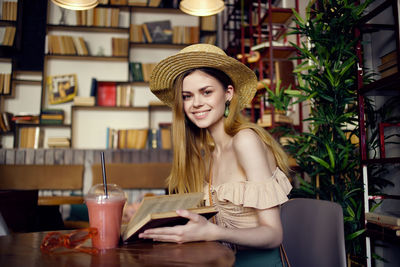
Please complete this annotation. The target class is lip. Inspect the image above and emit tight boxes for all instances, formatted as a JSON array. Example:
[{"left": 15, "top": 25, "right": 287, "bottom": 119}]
[{"left": 192, "top": 110, "right": 210, "bottom": 119}]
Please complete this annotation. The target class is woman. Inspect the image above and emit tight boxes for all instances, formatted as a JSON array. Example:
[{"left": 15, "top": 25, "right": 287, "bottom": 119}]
[{"left": 140, "top": 44, "right": 292, "bottom": 266}]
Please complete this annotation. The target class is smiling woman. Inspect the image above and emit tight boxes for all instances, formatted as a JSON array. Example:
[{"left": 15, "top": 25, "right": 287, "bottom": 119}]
[{"left": 142, "top": 44, "right": 292, "bottom": 266}]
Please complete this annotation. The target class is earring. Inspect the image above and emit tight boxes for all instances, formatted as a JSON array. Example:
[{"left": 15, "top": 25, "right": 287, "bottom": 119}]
[{"left": 224, "top": 100, "right": 230, "bottom": 117}]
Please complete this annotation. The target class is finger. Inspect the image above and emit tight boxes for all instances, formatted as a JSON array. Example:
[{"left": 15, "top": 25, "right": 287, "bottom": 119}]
[{"left": 176, "top": 209, "right": 201, "bottom": 223}]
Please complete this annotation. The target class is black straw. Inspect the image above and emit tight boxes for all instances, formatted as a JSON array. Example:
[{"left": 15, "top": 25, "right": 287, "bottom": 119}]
[{"left": 101, "top": 152, "right": 108, "bottom": 198}]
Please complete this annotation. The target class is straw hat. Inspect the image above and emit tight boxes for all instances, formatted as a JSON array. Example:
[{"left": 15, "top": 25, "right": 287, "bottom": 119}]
[{"left": 149, "top": 44, "right": 257, "bottom": 110}]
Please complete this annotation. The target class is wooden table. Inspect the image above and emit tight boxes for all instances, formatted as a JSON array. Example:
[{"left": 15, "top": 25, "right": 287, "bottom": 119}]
[{"left": 0, "top": 231, "right": 235, "bottom": 266}]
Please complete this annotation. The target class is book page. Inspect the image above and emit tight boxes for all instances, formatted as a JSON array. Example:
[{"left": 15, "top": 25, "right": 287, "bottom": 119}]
[{"left": 126, "top": 192, "right": 204, "bottom": 230}]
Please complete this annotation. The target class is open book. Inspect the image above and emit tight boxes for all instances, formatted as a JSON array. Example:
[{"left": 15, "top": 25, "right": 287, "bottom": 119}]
[{"left": 121, "top": 192, "right": 217, "bottom": 243}]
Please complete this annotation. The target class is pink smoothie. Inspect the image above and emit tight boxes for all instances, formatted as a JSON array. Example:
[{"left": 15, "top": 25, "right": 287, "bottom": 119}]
[{"left": 86, "top": 197, "right": 126, "bottom": 250}]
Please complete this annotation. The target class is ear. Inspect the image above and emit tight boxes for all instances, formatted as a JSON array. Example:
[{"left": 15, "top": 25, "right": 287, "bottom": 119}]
[{"left": 225, "top": 85, "right": 234, "bottom": 102}]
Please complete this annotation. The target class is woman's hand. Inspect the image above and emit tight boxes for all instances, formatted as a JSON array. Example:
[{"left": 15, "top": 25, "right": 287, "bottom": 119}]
[{"left": 138, "top": 209, "right": 217, "bottom": 243}]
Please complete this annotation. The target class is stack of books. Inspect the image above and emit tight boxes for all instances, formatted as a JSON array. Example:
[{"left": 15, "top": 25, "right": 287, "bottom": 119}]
[
  {"left": 47, "top": 137, "right": 70, "bottom": 148},
  {"left": 378, "top": 50, "right": 397, "bottom": 78},
  {"left": 106, "top": 128, "right": 149, "bottom": 149},
  {"left": 111, "top": 38, "right": 128, "bottom": 57},
  {"left": 0, "top": 73, "right": 11, "bottom": 94},
  {"left": 40, "top": 109, "right": 64, "bottom": 125},
  {"left": 75, "top": 7, "right": 120, "bottom": 27},
  {"left": 47, "top": 35, "right": 89, "bottom": 56},
  {"left": 12, "top": 114, "right": 40, "bottom": 124},
  {"left": 257, "top": 112, "right": 293, "bottom": 127},
  {"left": 73, "top": 96, "right": 95, "bottom": 106},
  {"left": 129, "top": 62, "right": 157, "bottom": 82},
  {"left": 1, "top": 1, "right": 18, "bottom": 21}
]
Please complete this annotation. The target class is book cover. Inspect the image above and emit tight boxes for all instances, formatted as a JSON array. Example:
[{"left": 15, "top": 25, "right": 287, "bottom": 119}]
[
  {"left": 122, "top": 193, "right": 217, "bottom": 243},
  {"left": 47, "top": 74, "right": 78, "bottom": 105},
  {"left": 129, "top": 62, "right": 144, "bottom": 82},
  {"left": 97, "top": 81, "right": 117, "bottom": 106},
  {"left": 144, "top": 20, "right": 173, "bottom": 44}
]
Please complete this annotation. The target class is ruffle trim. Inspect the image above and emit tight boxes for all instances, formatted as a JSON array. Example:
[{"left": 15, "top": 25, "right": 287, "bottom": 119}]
[{"left": 209, "top": 168, "right": 292, "bottom": 209}]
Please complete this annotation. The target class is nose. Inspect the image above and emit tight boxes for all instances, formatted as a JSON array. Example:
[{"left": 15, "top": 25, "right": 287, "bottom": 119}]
[{"left": 192, "top": 94, "right": 203, "bottom": 107}]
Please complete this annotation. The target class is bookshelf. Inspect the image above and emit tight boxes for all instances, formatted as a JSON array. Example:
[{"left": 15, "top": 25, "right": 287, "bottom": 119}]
[
  {"left": 356, "top": 0, "right": 400, "bottom": 266},
  {"left": 1, "top": 0, "right": 217, "bottom": 149}
]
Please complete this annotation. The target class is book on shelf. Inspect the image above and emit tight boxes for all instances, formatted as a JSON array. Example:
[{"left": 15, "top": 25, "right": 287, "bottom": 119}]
[
  {"left": 130, "top": 24, "right": 144, "bottom": 43},
  {"left": 128, "top": 0, "right": 148, "bottom": 7},
  {"left": 122, "top": 192, "right": 218, "bottom": 242},
  {"left": 19, "top": 127, "right": 44, "bottom": 149},
  {"left": 0, "top": 73, "right": 11, "bottom": 94},
  {"left": 201, "top": 16, "right": 217, "bottom": 31},
  {"left": 148, "top": 0, "right": 162, "bottom": 7},
  {"left": 12, "top": 114, "right": 40, "bottom": 124},
  {"left": 142, "top": 63, "right": 157, "bottom": 82},
  {"left": 0, "top": 26, "right": 16, "bottom": 46},
  {"left": 129, "top": 62, "right": 144, "bottom": 82},
  {"left": 144, "top": 20, "right": 173, "bottom": 44},
  {"left": 111, "top": 38, "right": 128, "bottom": 57},
  {"left": 73, "top": 96, "right": 96, "bottom": 106},
  {"left": 159, "top": 123, "right": 172, "bottom": 150},
  {"left": 1, "top": 1, "right": 18, "bottom": 21},
  {"left": 172, "top": 26, "right": 199, "bottom": 44},
  {"left": 47, "top": 137, "right": 71, "bottom": 148},
  {"left": 106, "top": 128, "right": 149, "bottom": 149},
  {"left": 76, "top": 7, "right": 120, "bottom": 27},
  {"left": 365, "top": 211, "right": 400, "bottom": 226},
  {"left": 116, "top": 84, "right": 134, "bottom": 107},
  {"left": 40, "top": 109, "right": 65, "bottom": 125},
  {"left": 142, "top": 24, "right": 153, "bottom": 43},
  {"left": 0, "top": 112, "right": 13, "bottom": 132},
  {"left": 97, "top": 81, "right": 117, "bottom": 106}
]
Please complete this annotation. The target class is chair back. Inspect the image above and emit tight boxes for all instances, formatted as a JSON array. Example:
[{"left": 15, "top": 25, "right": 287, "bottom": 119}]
[
  {"left": 281, "top": 198, "right": 347, "bottom": 267},
  {"left": 0, "top": 165, "right": 84, "bottom": 190},
  {"left": 91, "top": 162, "right": 171, "bottom": 189}
]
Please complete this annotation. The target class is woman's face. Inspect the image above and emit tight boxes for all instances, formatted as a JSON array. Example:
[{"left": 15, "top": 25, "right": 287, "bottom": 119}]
[{"left": 182, "top": 70, "right": 233, "bottom": 129}]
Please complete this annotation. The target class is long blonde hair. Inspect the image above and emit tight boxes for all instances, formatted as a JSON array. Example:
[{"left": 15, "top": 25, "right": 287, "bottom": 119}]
[{"left": 167, "top": 68, "right": 289, "bottom": 194}]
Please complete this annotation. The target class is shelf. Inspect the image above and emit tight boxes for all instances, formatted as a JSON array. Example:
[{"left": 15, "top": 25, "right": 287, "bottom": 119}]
[
  {"left": 128, "top": 7, "right": 183, "bottom": 14},
  {"left": 12, "top": 79, "right": 42, "bottom": 86},
  {"left": 71, "top": 105, "right": 149, "bottom": 111},
  {"left": 0, "top": 20, "right": 16, "bottom": 26},
  {"left": 47, "top": 24, "right": 130, "bottom": 33},
  {"left": 45, "top": 54, "right": 128, "bottom": 62},
  {"left": 130, "top": 42, "right": 192, "bottom": 49},
  {"left": 366, "top": 222, "right": 400, "bottom": 243},
  {"left": 15, "top": 123, "right": 71, "bottom": 128},
  {"left": 359, "top": 72, "right": 400, "bottom": 96},
  {"left": 361, "top": 157, "right": 400, "bottom": 164},
  {"left": 260, "top": 8, "right": 294, "bottom": 25}
]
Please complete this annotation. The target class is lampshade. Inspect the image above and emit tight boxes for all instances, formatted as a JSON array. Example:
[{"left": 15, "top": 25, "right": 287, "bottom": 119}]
[
  {"left": 179, "top": 0, "right": 225, "bottom": 16},
  {"left": 51, "top": 0, "right": 98, "bottom": 10}
]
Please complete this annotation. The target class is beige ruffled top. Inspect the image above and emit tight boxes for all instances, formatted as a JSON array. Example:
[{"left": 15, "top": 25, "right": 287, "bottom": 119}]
[{"left": 204, "top": 167, "right": 292, "bottom": 229}]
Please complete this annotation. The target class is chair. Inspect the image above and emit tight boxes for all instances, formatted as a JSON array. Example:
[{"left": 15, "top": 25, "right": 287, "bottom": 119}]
[
  {"left": 91, "top": 162, "right": 171, "bottom": 190},
  {"left": 280, "top": 198, "right": 347, "bottom": 267},
  {"left": 0, "top": 164, "right": 85, "bottom": 231}
]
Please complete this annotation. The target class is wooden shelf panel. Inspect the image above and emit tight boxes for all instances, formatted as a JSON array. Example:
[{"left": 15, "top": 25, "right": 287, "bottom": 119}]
[
  {"left": 261, "top": 8, "right": 294, "bottom": 25},
  {"left": 47, "top": 24, "right": 130, "bottom": 33},
  {"left": 361, "top": 157, "right": 400, "bottom": 164},
  {"left": 360, "top": 72, "right": 400, "bottom": 96},
  {"left": 15, "top": 123, "right": 71, "bottom": 128},
  {"left": 128, "top": 7, "right": 183, "bottom": 14},
  {"left": 130, "top": 42, "right": 192, "bottom": 49},
  {"left": 45, "top": 54, "right": 128, "bottom": 62},
  {"left": 12, "top": 79, "right": 42, "bottom": 86},
  {"left": 72, "top": 105, "right": 148, "bottom": 111}
]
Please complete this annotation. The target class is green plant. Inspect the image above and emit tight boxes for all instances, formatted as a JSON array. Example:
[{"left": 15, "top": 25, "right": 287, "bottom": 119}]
[
  {"left": 263, "top": 80, "right": 293, "bottom": 112},
  {"left": 285, "top": 0, "right": 374, "bottom": 261}
]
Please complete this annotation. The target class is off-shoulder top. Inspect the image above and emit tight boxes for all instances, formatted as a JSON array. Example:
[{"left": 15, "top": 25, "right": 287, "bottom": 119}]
[{"left": 203, "top": 167, "right": 292, "bottom": 229}]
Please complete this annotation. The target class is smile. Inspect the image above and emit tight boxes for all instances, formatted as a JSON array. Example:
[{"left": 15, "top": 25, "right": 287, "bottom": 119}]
[{"left": 192, "top": 110, "right": 210, "bottom": 118}]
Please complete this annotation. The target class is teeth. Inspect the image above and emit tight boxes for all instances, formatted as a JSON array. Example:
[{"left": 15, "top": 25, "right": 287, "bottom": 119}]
[{"left": 195, "top": 111, "right": 207, "bottom": 116}]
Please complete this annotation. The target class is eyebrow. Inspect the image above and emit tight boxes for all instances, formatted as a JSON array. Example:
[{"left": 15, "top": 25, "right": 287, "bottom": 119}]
[{"left": 182, "top": 86, "right": 212, "bottom": 94}]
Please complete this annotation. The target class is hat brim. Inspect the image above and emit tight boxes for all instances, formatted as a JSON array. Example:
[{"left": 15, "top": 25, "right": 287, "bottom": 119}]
[{"left": 150, "top": 51, "right": 257, "bottom": 110}]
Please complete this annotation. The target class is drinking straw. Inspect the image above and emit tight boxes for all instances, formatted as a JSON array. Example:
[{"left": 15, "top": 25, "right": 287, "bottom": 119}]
[{"left": 101, "top": 151, "right": 108, "bottom": 198}]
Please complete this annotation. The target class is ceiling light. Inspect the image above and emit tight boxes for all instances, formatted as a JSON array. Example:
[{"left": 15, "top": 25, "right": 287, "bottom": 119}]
[
  {"left": 179, "top": 0, "right": 225, "bottom": 16},
  {"left": 51, "top": 0, "right": 98, "bottom": 10}
]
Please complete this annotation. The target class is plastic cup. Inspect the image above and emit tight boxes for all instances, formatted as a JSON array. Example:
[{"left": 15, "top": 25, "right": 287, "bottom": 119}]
[{"left": 85, "top": 184, "right": 126, "bottom": 250}]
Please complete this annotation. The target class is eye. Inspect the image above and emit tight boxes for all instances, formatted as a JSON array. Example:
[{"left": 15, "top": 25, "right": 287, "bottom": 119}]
[
  {"left": 182, "top": 94, "right": 192, "bottom": 100},
  {"left": 204, "top": 90, "right": 213, "bottom": 96}
]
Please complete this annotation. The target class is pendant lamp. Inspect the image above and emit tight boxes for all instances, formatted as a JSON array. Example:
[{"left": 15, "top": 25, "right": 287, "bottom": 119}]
[
  {"left": 179, "top": 0, "right": 225, "bottom": 16},
  {"left": 51, "top": 0, "right": 98, "bottom": 10}
]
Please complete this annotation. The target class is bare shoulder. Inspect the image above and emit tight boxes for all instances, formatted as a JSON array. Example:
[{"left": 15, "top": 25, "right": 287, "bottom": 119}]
[{"left": 232, "top": 129, "right": 264, "bottom": 153}]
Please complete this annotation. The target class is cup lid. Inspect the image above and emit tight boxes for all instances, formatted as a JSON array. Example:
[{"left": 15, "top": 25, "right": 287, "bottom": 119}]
[{"left": 85, "top": 184, "right": 126, "bottom": 202}]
